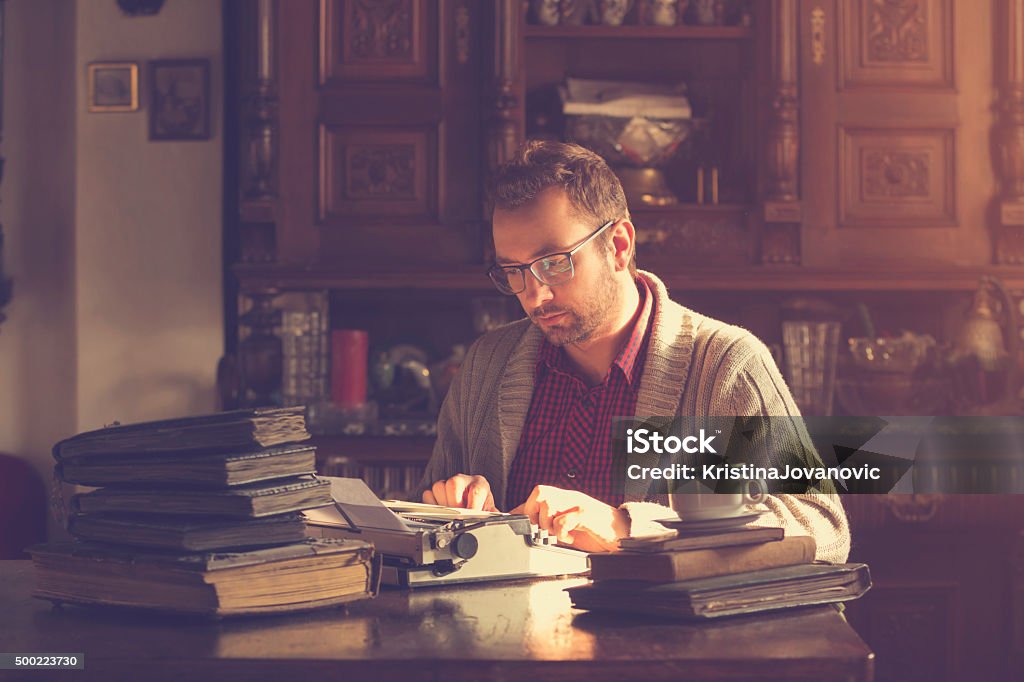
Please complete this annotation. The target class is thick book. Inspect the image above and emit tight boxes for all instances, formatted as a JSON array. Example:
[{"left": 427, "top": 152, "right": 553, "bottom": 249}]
[
  {"left": 30, "top": 539, "right": 381, "bottom": 617},
  {"left": 56, "top": 444, "right": 317, "bottom": 487},
  {"left": 567, "top": 563, "right": 872, "bottom": 620},
  {"left": 70, "top": 476, "right": 332, "bottom": 518},
  {"left": 589, "top": 535, "right": 817, "bottom": 583},
  {"left": 67, "top": 513, "right": 309, "bottom": 552},
  {"left": 52, "top": 407, "right": 310, "bottom": 461},
  {"left": 618, "top": 526, "right": 785, "bottom": 553}
]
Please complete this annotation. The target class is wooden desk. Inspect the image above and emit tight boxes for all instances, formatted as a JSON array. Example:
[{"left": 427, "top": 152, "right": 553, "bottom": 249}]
[{"left": 0, "top": 560, "right": 873, "bottom": 681}]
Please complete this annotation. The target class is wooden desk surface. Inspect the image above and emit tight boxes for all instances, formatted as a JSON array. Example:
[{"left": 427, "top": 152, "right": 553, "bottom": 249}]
[{"left": 0, "top": 560, "right": 873, "bottom": 682}]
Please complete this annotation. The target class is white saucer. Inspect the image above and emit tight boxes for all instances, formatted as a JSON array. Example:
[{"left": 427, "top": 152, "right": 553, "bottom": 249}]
[{"left": 656, "top": 510, "right": 767, "bottom": 533}]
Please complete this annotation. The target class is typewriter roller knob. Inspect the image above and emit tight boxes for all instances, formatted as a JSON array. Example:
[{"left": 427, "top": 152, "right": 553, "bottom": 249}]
[{"left": 451, "top": 532, "right": 479, "bottom": 559}]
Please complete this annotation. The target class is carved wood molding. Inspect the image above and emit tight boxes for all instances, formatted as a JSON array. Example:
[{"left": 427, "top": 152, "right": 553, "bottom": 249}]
[
  {"left": 485, "top": 0, "right": 522, "bottom": 184},
  {"left": 761, "top": 223, "right": 801, "bottom": 265},
  {"left": 480, "top": 0, "right": 523, "bottom": 260},
  {"left": 998, "top": 0, "right": 1024, "bottom": 263},
  {"left": 763, "top": 0, "right": 800, "bottom": 264},
  {"left": 242, "top": 0, "right": 279, "bottom": 204},
  {"left": 766, "top": 0, "right": 799, "bottom": 203}
]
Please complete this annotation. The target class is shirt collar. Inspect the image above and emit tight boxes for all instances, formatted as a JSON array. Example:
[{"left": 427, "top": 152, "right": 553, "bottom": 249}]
[{"left": 535, "top": 277, "right": 654, "bottom": 388}]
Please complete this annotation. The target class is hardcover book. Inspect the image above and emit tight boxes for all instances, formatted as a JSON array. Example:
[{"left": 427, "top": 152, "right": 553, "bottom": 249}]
[
  {"left": 67, "top": 512, "right": 309, "bottom": 552},
  {"left": 56, "top": 444, "right": 317, "bottom": 487},
  {"left": 30, "top": 538, "right": 381, "bottom": 617},
  {"left": 53, "top": 407, "right": 310, "bottom": 461},
  {"left": 589, "top": 535, "right": 817, "bottom": 583},
  {"left": 567, "top": 563, "right": 872, "bottom": 620},
  {"left": 70, "top": 476, "right": 332, "bottom": 518},
  {"left": 618, "top": 526, "right": 785, "bottom": 553}
]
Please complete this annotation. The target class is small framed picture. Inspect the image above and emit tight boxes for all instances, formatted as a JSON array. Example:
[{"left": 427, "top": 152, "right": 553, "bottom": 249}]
[
  {"left": 148, "top": 59, "right": 211, "bottom": 141},
  {"left": 87, "top": 62, "right": 139, "bottom": 112}
]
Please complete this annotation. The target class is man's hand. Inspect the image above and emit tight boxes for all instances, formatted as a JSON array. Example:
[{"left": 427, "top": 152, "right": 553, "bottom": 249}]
[
  {"left": 510, "top": 485, "right": 629, "bottom": 553},
  {"left": 422, "top": 474, "right": 497, "bottom": 511}
]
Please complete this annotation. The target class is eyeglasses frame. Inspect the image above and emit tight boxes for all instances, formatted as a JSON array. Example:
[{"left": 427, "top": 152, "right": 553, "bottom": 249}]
[{"left": 486, "top": 218, "right": 618, "bottom": 295}]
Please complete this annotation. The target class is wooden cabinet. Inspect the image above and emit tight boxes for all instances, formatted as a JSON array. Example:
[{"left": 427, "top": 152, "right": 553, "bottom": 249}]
[
  {"left": 796, "top": 0, "right": 1024, "bottom": 269},
  {"left": 229, "top": 0, "right": 1024, "bottom": 291},
  {"left": 231, "top": 0, "right": 805, "bottom": 278},
  {"left": 273, "top": 0, "right": 484, "bottom": 268},
  {"left": 799, "top": 0, "right": 992, "bottom": 268},
  {"left": 519, "top": 12, "right": 770, "bottom": 268},
  {"left": 223, "top": 0, "right": 1024, "bottom": 413}
]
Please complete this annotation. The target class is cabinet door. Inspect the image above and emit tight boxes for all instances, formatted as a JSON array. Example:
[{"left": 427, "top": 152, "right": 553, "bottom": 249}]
[
  {"left": 799, "top": 0, "right": 995, "bottom": 268},
  {"left": 278, "top": 0, "right": 483, "bottom": 267}
]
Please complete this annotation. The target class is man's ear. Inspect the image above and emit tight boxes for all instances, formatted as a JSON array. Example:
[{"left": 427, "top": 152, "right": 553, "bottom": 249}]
[{"left": 610, "top": 220, "right": 635, "bottom": 273}]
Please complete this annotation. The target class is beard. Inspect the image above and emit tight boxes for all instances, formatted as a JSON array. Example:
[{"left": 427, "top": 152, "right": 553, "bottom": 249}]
[{"left": 529, "top": 262, "right": 621, "bottom": 347}]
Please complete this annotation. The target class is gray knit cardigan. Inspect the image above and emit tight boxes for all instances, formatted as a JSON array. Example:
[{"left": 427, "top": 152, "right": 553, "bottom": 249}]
[{"left": 418, "top": 271, "right": 851, "bottom": 563}]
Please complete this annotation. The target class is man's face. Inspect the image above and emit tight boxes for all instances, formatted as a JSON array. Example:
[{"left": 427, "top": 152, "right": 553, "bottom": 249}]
[{"left": 492, "top": 188, "right": 619, "bottom": 346}]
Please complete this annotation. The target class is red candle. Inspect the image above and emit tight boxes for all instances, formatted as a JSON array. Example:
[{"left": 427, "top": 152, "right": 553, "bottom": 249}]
[{"left": 331, "top": 330, "right": 368, "bottom": 408}]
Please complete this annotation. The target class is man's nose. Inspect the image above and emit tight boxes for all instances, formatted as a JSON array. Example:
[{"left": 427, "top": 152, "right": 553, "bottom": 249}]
[{"left": 518, "top": 272, "right": 553, "bottom": 312}]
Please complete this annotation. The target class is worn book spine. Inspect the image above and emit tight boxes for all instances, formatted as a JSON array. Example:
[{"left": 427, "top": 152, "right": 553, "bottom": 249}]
[
  {"left": 52, "top": 407, "right": 310, "bottom": 460},
  {"left": 589, "top": 535, "right": 817, "bottom": 583}
]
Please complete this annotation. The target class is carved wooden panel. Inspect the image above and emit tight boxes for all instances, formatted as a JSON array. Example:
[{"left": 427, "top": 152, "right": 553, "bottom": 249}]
[
  {"left": 633, "top": 210, "right": 752, "bottom": 267},
  {"left": 320, "top": 0, "right": 434, "bottom": 83},
  {"left": 838, "top": 127, "right": 956, "bottom": 227},
  {"left": 859, "top": 584, "right": 959, "bottom": 682},
  {"left": 840, "top": 0, "right": 954, "bottom": 90},
  {"left": 319, "top": 127, "right": 432, "bottom": 220}
]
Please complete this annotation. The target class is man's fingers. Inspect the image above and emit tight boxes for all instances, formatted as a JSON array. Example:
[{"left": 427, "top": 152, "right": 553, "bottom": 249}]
[
  {"left": 518, "top": 485, "right": 543, "bottom": 524},
  {"left": 431, "top": 480, "right": 449, "bottom": 507},
  {"left": 422, "top": 489, "right": 438, "bottom": 505},
  {"left": 465, "top": 476, "right": 491, "bottom": 510},
  {"left": 445, "top": 475, "right": 473, "bottom": 508},
  {"left": 551, "top": 508, "right": 582, "bottom": 544},
  {"left": 483, "top": 492, "right": 497, "bottom": 513},
  {"left": 538, "top": 500, "right": 553, "bottom": 532}
]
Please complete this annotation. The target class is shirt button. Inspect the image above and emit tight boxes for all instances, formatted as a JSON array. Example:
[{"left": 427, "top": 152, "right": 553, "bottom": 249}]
[{"left": 566, "top": 469, "right": 577, "bottom": 479}]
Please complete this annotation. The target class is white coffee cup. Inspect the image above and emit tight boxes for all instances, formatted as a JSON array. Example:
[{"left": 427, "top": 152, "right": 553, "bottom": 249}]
[{"left": 669, "top": 480, "right": 767, "bottom": 520}]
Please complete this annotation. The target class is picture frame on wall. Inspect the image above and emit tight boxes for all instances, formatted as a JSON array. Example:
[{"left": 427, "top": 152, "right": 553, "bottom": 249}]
[
  {"left": 148, "top": 58, "right": 210, "bottom": 141},
  {"left": 87, "top": 62, "right": 139, "bottom": 112}
]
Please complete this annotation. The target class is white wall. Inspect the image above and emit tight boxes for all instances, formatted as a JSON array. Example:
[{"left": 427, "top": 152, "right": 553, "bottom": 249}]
[
  {"left": 0, "top": 0, "right": 78, "bottom": 541},
  {"left": 0, "top": 0, "right": 224, "bottom": 542},
  {"left": 75, "top": 0, "right": 224, "bottom": 430}
]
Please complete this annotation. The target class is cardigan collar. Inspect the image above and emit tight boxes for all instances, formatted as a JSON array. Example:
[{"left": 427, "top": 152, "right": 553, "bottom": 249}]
[{"left": 496, "top": 270, "right": 696, "bottom": 504}]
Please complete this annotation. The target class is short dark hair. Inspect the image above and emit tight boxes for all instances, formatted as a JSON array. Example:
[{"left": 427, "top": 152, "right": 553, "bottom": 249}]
[{"left": 490, "top": 140, "right": 636, "bottom": 276}]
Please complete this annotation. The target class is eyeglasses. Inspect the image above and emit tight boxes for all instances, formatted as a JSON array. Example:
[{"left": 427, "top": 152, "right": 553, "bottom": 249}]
[{"left": 487, "top": 219, "right": 617, "bottom": 296}]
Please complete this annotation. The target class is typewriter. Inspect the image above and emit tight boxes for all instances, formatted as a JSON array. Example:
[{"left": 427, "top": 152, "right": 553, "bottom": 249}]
[{"left": 304, "top": 477, "right": 590, "bottom": 588}]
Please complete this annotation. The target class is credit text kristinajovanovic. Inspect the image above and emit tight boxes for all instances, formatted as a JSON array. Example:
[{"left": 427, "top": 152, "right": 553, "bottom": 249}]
[{"left": 623, "top": 427, "right": 882, "bottom": 484}]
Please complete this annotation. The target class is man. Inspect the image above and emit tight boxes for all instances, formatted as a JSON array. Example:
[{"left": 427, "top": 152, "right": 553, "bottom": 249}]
[{"left": 420, "top": 140, "right": 850, "bottom": 562}]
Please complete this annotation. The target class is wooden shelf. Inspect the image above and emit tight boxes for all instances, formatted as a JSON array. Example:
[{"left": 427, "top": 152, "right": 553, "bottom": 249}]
[
  {"left": 632, "top": 203, "right": 749, "bottom": 214},
  {"left": 312, "top": 435, "right": 434, "bottom": 464},
  {"left": 661, "top": 267, "right": 1024, "bottom": 292},
  {"left": 523, "top": 25, "right": 754, "bottom": 40},
  {"left": 235, "top": 264, "right": 495, "bottom": 292},
  {"left": 234, "top": 263, "right": 1024, "bottom": 293}
]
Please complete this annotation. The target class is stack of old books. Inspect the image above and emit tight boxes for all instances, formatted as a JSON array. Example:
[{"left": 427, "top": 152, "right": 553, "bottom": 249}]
[
  {"left": 32, "top": 407, "right": 379, "bottom": 617},
  {"left": 568, "top": 523, "right": 871, "bottom": 620}
]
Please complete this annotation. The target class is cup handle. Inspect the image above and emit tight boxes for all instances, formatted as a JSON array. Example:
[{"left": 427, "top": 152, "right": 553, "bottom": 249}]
[{"left": 741, "top": 479, "right": 767, "bottom": 504}]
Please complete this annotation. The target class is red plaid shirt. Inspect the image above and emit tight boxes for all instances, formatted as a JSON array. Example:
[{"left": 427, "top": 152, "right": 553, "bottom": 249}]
[{"left": 506, "top": 278, "right": 654, "bottom": 509}]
